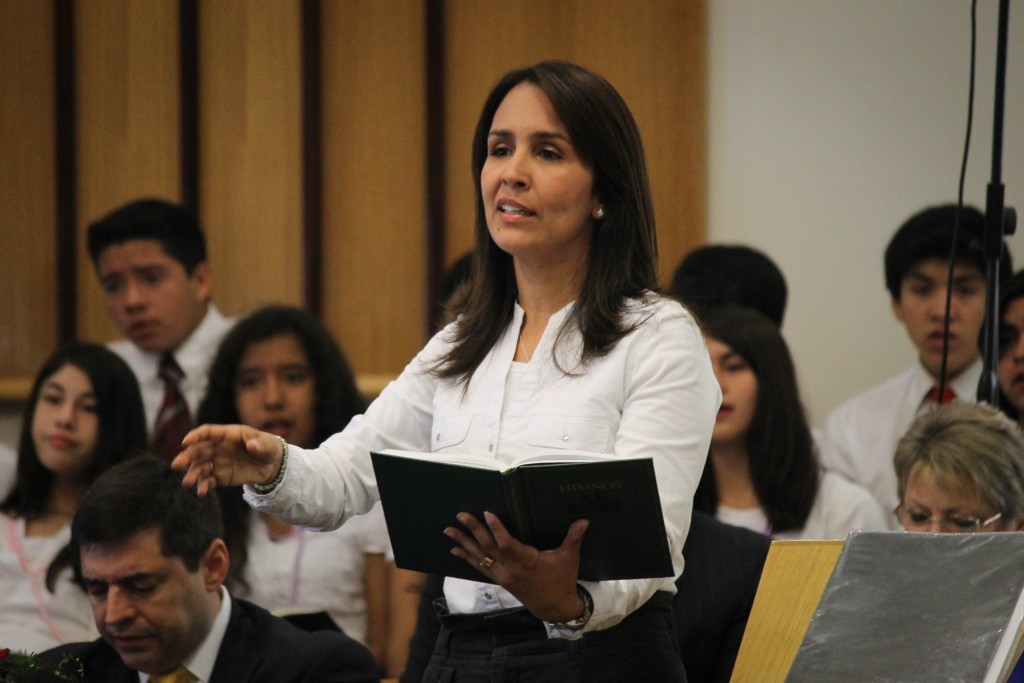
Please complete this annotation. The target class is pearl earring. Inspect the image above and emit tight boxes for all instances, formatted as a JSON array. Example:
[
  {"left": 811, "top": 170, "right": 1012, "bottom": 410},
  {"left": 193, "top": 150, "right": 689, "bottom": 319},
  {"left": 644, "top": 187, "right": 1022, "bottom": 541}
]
[{"left": 595, "top": 207, "right": 605, "bottom": 220}]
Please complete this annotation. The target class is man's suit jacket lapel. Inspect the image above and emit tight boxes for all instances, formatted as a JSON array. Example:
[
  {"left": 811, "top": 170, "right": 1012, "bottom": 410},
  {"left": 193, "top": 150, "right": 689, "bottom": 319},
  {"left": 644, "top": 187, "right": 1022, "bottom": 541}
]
[{"left": 209, "top": 600, "right": 261, "bottom": 682}]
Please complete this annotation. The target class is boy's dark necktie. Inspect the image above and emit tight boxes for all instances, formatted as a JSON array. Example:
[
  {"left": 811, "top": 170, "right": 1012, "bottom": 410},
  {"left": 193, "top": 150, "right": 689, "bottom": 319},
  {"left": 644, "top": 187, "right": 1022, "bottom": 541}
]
[{"left": 152, "top": 353, "right": 192, "bottom": 461}]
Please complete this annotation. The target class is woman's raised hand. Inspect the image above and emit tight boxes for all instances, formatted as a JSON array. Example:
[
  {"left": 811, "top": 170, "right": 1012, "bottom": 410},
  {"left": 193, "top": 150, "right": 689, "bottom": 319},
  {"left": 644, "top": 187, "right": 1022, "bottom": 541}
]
[{"left": 172, "top": 424, "right": 285, "bottom": 496}]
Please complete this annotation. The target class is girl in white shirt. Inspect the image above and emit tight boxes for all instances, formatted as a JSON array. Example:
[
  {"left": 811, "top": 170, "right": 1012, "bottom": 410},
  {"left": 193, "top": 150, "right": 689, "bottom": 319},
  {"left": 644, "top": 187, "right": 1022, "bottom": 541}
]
[
  {"left": 0, "top": 342, "right": 147, "bottom": 652},
  {"left": 696, "top": 305, "right": 888, "bottom": 539},
  {"left": 196, "top": 305, "right": 390, "bottom": 667}
]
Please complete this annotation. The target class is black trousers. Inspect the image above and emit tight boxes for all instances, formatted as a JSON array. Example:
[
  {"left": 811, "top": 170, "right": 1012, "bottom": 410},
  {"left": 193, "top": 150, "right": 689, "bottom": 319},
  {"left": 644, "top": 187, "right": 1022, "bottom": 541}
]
[{"left": 421, "top": 591, "right": 686, "bottom": 683}]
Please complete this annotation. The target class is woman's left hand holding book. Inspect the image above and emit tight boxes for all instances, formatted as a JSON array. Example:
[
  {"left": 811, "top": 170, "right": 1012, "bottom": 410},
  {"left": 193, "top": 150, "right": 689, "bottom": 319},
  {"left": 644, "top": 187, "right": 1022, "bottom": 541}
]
[{"left": 445, "top": 510, "right": 590, "bottom": 623}]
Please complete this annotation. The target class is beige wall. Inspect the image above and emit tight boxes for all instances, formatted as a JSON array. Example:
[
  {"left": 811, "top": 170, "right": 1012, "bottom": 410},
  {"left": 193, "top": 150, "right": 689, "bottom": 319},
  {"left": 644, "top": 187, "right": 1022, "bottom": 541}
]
[{"left": 708, "top": 1, "right": 1024, "bottom": 426}]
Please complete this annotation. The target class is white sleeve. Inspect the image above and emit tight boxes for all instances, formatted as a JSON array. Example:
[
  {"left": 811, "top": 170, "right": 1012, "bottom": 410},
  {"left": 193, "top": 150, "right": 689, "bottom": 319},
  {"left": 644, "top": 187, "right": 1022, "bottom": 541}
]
[
  {"left": 244, "top": 329, "right": 452, "bottom": 529},
  {"left": 564, "top": 308, "right": 720, "bottom": 635}
]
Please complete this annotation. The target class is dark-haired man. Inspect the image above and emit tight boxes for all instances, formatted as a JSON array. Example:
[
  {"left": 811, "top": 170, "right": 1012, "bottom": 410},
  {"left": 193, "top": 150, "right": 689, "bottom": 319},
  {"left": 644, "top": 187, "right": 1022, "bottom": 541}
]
[
  {"left": 821, "top": 204, "right": 1011, "bottom": 521},
  {"left": 88, "top": 199, "right": 233, "bottom": 460},
  {"left": 37, "top": 456, "right": 379, "bottom": 682}
]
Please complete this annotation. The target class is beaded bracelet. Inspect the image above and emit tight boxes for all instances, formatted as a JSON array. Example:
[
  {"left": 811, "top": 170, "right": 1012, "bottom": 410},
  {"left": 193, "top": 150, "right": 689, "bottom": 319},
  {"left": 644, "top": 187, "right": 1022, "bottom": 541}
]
[{"left": 251, "top": 436, "right": 288, "bottom": 494}]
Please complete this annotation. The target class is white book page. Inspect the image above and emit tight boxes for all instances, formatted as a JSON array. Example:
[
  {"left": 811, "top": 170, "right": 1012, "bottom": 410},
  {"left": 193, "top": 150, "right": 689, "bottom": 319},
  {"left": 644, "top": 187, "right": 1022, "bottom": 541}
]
[
  {"left": 375, "top": 449, "right": 504, "bottom": 470},
  {"left": 985, "top": 584, "right": 1024, "bottom": 683},
  {"left": 375, "top": 448, "right": 648, "bottom": 473}
]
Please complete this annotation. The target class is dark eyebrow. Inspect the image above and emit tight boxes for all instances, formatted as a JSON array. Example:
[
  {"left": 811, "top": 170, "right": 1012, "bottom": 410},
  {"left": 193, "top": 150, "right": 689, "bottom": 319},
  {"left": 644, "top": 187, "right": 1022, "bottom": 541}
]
[
  {"left": 281, "top": 362, "right": 311, "bottom": 372},
  {"left": 86, "top": 571, "right": 158, "bottom": 587},
  {"left": 951, "top": 272, "right": 984, "bottom": 284},
  {"left": 41, "top": 379, "right": 95, "bottom": 401},
  {"left": 906, "top": 501, "right": 976, "bottom": 516},
  {"left": 99, "top": 272, "right": 124, "bottom": 285},
  {"left": 905, "top": 270, "right": 938, "bottom": 284},
  {"left": 81, "top": 578, "right": 106, "bottom": 591},
  {"left": 488, "top": 129, "right": 570, "bottom": 143},
  {"left": 905, "top": 269, "right": 983, "bottom": 287},
  {"left": 238, "top": 362, "right": 309, "bottom": 377}
]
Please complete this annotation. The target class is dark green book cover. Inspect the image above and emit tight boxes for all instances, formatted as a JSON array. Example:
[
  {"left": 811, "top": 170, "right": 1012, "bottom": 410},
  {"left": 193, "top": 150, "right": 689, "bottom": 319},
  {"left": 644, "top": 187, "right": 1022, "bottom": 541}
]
[{"left": 370, "top": 449, "right": 674, "bottom": 584}]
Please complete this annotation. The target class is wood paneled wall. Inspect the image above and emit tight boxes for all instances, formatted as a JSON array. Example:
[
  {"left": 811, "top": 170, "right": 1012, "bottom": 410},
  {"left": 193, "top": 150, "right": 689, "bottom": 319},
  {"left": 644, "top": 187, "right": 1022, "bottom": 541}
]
[
  {"left": 1, "top": 1, "right": 58, "bottom": 396},
  {"left": 200, "top": 0, "right": 305, "bottom": 316},
  {"left": 320, "top": 0, "right": 429, "bottom": 373},
  {"left": 74, "top": 0, "right": 183, "bottom": 346},
  {"left": 0, "top": 0, "right": 706, "bottom": 398}
]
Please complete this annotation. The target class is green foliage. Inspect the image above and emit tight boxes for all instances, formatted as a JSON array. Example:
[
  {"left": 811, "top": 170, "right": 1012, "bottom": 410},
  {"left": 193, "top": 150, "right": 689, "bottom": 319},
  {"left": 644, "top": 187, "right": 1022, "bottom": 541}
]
[{"left": 0, "top": 648, "right": 84, "bottom": 683}]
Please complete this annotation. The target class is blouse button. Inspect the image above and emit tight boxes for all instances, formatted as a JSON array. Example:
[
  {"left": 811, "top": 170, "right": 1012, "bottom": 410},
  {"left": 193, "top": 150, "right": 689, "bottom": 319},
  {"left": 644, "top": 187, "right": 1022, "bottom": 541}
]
[
  {"left": 487, "top": 443, "right": 494, "bottom": 452},
  {"left": 561, "top": 431, "right": 569, "bottom": 441}
]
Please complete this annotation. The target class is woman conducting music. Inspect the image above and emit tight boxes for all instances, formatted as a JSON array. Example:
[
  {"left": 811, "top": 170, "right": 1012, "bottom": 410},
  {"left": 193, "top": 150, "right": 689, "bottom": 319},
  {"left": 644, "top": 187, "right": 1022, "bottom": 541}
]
[{"left": 176, "top": 60, "right": 718, "bottom": 682}]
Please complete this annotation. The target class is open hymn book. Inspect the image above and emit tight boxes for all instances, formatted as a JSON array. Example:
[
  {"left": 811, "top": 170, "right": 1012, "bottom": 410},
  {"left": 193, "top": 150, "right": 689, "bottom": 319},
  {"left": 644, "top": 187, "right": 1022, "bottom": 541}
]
[{"left": 370, "top": 449, "right": 674, "bottom": 584}]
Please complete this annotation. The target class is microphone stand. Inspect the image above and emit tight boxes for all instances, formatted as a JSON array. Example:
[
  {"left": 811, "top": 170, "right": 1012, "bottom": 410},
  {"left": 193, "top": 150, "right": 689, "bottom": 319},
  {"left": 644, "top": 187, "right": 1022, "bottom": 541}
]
[{"left": 977, "top": 0, "right": 1018, "bottom": 405}]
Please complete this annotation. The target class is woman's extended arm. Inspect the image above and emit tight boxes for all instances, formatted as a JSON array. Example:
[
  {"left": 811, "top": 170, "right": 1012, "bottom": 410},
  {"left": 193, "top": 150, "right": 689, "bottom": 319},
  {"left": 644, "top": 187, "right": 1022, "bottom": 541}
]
[{"left": 177, "top": 329, "right": 450, "bottom": 527}]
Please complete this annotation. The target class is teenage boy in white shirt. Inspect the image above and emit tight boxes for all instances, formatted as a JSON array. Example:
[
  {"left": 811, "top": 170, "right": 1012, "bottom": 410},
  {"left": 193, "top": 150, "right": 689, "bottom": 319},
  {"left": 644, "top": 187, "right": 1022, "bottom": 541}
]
[
  {"left": 87, "top": 198, "right": 233, "bottom": 459},
  {"left": 821, "top": 204, "right": 1011, "bottom": 521}
]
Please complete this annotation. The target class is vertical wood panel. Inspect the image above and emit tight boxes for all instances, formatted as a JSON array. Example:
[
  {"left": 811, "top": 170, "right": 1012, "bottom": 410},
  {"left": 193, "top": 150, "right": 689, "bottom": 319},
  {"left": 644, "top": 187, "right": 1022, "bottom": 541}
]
[
  {"left": 74, "top": 0, "right": 182, "bottom": 343},
  {"left": 444, "top": 0, "right": 706, "bottom": 286},
  {"left": 199, "top": 0, "right": 304, "bottom": 318},
  {"left": 55, "top": 0, "right": 78, "bottom": 347},
  {"left": 320, "top": 0, "right": 427, "bottom": 375},
  {"left": 1, "top": 0, "right": 706, "bottom": 397},
  {"left": 179, "top": 0, "right": 200, "bottom": 210},
  {"left": 423, "top": 0, "right": 447, "bottom": 333},
  {"left": 0, "top": 0, "right": 57, "bottom": 378},
  {"left": 301, "top": 0, "right": 324, "bottom": 316}
]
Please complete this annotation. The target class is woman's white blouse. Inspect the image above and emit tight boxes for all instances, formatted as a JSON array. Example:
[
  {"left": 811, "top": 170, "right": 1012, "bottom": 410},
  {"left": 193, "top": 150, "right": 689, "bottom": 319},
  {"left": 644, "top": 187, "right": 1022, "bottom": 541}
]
[{"left": 247, "top": 296, "right": 720, "bottom": 635}]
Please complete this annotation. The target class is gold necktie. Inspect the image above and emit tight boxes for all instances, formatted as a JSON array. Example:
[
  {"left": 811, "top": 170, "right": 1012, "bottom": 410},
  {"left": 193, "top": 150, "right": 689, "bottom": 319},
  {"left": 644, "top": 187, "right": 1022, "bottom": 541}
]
[{"left": 151, "top": 666, "right": 192, "bottom": 683}]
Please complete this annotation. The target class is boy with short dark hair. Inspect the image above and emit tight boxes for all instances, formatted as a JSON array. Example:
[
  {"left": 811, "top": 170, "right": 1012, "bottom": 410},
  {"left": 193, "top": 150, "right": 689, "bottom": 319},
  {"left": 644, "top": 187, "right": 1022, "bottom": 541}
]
[
  {"left": 821, "top": 204, "right": 1011, "bottom": 519},
  {"left": 87, "top": 198, "right": 234, "bottom": 459}
]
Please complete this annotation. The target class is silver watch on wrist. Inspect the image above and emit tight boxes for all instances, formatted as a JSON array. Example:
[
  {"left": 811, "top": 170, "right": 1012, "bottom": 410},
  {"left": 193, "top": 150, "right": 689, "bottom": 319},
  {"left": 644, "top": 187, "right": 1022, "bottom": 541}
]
[{"left": 553, "top": 584, "right": 593, "bottom": 629}]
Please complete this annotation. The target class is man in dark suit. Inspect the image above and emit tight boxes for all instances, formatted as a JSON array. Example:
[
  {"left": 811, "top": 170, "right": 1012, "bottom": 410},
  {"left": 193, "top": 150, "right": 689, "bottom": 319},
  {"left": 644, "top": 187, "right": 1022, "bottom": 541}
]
[{"left": 37, "top": 456, "right": 379, "bottom": 683}]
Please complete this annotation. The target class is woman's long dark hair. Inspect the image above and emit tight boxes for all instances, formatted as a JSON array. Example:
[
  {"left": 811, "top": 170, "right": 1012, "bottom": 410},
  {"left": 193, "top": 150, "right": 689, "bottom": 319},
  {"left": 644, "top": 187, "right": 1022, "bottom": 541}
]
[
  {"left": 694, "top": 306, "right": 818, "bottom": 532},
  {"left": 438, "top": 60, "right": 659, "bottom": 383},
  {"left": 0, "top": 342, "right": 147, "bottom": 589},
  {"left": 196, "top": 305, "right": 365, "bottom": 590}
]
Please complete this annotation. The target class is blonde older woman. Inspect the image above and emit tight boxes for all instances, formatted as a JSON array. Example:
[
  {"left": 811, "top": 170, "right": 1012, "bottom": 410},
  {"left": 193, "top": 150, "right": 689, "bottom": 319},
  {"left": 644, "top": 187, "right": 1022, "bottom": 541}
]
[{"left": 894, "top": 402, "right": 1024, "bottom": 532}]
